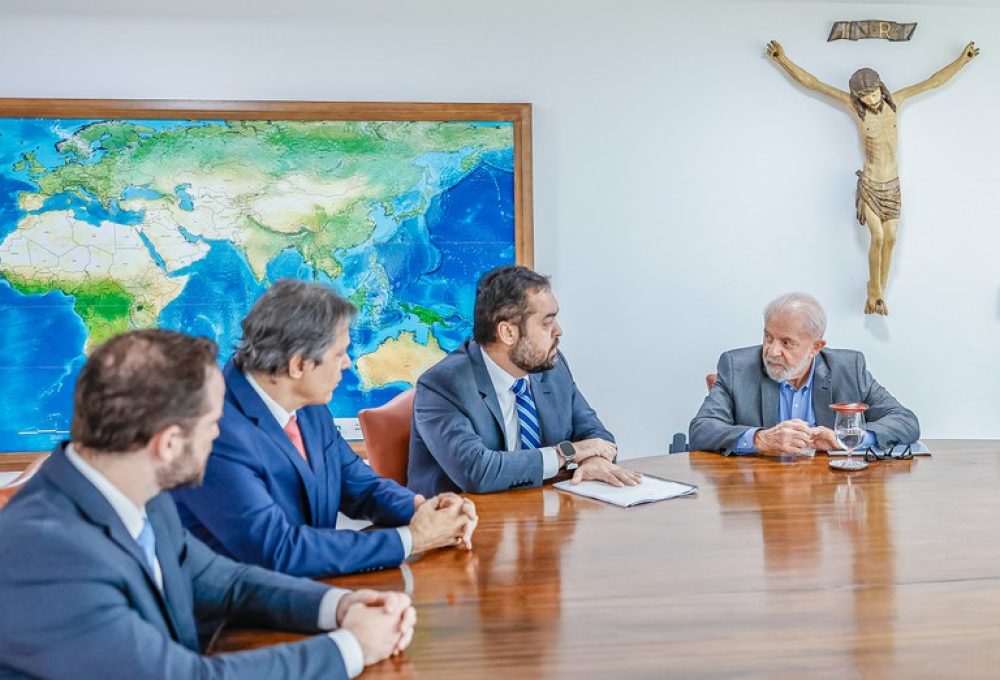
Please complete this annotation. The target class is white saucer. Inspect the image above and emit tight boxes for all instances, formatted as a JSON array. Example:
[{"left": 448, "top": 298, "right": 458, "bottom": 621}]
[{"left": 828, "top": 458, "right": 869, "bottom": 471}]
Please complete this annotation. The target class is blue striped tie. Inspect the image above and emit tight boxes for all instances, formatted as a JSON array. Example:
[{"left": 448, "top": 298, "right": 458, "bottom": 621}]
[{"left": 512, "top": 377, "right": 542, "bottom": 450}]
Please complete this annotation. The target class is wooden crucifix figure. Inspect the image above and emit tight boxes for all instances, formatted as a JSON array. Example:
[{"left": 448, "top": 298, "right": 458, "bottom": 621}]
[{"left": 766, "top": 40, "right": 979, "bottom": 315}]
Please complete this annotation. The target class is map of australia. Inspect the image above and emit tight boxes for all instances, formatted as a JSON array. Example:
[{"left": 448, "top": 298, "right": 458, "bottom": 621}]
[{"left": 0, "top": 117, "right": 517, "bottom": 451}]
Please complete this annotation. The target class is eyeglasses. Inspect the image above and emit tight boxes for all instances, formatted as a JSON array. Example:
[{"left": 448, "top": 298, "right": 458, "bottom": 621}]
[{"left": 863, "top": 444, "right": 913, "bottom": 462}]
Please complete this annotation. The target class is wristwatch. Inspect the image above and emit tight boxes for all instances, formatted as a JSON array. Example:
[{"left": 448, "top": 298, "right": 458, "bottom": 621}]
[{"left": 557, "top": 441, "right": 576, "bottom": 467}]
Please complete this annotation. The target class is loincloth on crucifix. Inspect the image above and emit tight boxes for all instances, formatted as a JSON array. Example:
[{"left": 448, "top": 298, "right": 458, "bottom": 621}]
[{"left": 855, "top": 171, "right": 901, "bottom": 224}]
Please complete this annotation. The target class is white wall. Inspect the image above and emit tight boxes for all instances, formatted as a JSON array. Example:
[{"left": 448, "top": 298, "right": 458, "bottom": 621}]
[{"left": 2, "top": 0, "right": 998, "bottom": 455}]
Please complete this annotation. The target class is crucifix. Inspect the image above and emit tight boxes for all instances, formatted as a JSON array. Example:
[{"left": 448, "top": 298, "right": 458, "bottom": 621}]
[{"left": 766, "top": 40, "right": 979, "bottom": 315}]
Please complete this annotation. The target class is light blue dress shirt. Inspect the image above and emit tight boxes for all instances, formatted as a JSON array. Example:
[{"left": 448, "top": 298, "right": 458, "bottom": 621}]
[{"left": 734, "top": 360, "right": 876, "bottom": 454}]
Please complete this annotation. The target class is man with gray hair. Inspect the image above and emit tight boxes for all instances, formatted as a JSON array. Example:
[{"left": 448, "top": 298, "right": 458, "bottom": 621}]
[
  {"left": 689, "top": 292, "right": 919, "bottom": 455},
  {"left": 173, "top": 279, "right": 476, "bottom": 578}
]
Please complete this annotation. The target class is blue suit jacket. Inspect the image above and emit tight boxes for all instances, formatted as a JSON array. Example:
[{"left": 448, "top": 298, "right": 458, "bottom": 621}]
[
  {"left": 172, "top": 361, "right": 415, "bottom": 578},
  {"left": 0, "top": 445, "right": 346, "bottom": 680},
  {"left": 408, "top": 339, "right": 615, "bottom": 496}
]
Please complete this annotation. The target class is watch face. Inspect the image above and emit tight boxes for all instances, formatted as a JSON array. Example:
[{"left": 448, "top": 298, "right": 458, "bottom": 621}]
[{"left": 559, "top": 441, "right": 575, "bottom": 458}]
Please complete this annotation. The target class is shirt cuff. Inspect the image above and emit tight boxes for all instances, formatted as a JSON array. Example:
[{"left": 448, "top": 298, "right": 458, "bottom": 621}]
[
  {"left": 734, "top": 428, "right": 760, "bottom": 454},
  {"left": 328, "top": 629, "right": 365, "bottom": 679},
  {"left": 317, "top": 587, "right": 351, "bottom": 630},
  {"left": 396, "top": 526, "right": 412, "bottom": 558},
  {"left": 541, "top": 446, "right": 560, "bottom": 479},
  {"left": 861, "top": 430, "right": 878, "bottom": 450}
]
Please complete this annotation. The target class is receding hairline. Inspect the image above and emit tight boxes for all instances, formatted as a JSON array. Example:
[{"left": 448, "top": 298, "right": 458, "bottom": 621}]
[{"left": 763, "top": 293, "right": 827, "bottom": 340}]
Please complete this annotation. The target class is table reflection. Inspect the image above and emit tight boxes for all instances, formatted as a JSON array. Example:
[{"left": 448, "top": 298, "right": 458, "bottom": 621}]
[
  {"left": 400, "top": 488, "right": 581, "bottom": 673},
  {"left": 689, "top": 452, "right": 917, "bottom": 674}
]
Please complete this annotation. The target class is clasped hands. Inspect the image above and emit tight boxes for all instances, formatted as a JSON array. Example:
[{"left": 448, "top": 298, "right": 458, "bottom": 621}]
[
  {"left": 564, "top": 438, "right": 642, "bottom": 488},
  {"left": 336, "top": 589, "right": 416, "bottom": 667},
  {"left": 409, "top": 492, "right": 478, "bottom": 553},
  {"left": 753, "top": 419, "right": 842, "bottom": 456}
]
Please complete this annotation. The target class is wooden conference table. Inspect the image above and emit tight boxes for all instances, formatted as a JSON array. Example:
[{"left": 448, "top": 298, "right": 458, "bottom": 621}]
[{"left": 213, "top": 440, "right": 1000, "bottom": 678}]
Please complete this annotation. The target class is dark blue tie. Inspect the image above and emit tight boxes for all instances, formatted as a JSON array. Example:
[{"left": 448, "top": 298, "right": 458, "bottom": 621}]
[{"left": 512, "top": 377, "right": 542, "bottom": 450}]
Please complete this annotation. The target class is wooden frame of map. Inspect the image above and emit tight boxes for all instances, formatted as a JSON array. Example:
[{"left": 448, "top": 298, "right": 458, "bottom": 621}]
[{"left": 0, "top": 99, "right": 533, "bottom": 453}]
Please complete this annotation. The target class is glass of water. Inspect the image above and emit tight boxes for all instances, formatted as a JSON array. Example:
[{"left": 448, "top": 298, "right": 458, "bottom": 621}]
[{"left": 830, "top": 403, "right": 869, "bottom": 471}]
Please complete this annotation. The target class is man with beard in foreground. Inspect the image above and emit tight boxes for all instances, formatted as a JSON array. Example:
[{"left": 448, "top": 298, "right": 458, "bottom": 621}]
[
  {"left": 689, "top": 292, "right": 919, "bottom": 456},
  {"left": 0, "top": 330, "right": 414, "bottom": 679},
  {"left": 408, "top": 265, "right": 641, "bottom": 496}
]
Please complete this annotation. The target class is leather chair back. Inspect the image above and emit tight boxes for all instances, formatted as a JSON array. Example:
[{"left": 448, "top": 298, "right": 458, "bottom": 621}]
[{"left": 358, "top": 389, "right": 415, "bottom": 486}]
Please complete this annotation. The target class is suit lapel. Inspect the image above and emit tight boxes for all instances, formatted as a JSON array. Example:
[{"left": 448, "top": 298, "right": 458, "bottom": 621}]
[
  {"left": 42, "top": 446, "right": 186, "bottom": 643},
  {"left": 531, "top": 372, "right": 558, "bottom": 446},
  {"left": 298, "top": 409, "right": 330, "bottom": 524},
  {"left": 760, "top": 372, "right": 780, "bottom": 429},
  {"left": 469, "top": 341, "right": 507, "bottom": 442},
  {"left": 812, "top": 353, "right": 834, "bottom": 428},
  {"left": 224, "top": 362, "right": 319, "bottom": 523},
  {"left": 148, "top": 506, "right": 199, "bottom": 650}
]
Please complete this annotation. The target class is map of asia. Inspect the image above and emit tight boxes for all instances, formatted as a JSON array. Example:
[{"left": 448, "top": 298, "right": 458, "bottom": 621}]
[{"left": 0, "top": 116, "right": 518, "bottom": 451}]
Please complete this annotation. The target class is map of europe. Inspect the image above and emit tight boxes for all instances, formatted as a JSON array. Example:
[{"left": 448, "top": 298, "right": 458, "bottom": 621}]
[{"left": 0, "top": 116, "right": 517, "bottom": 451}]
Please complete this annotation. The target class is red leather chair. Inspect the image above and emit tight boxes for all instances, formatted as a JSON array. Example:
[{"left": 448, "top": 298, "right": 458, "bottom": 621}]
[
  {"left": 0, "top": 454, "right": 50, "bottom": 510},
  {"left": 357, "top": 389, "right": 415, "bottom": 486},
  {"left": 705, "top": 373, "right": 717, "bottom": 392}
]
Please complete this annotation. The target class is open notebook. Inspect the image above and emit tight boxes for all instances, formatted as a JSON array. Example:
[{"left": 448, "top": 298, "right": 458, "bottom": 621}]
[{"left": 554, "top": 474, "right": 697, "bottom": 508}]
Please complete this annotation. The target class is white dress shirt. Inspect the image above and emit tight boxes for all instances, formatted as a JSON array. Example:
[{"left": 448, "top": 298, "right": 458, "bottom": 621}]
[
  {"left": 65, "top": 443, "right": 365, "bottom": 678},
  {"left": 479, "top": 348, "right": 561, "bottom": 479},
  {"left": 244, "top": 372, "right": 413, "bottom": 557}
]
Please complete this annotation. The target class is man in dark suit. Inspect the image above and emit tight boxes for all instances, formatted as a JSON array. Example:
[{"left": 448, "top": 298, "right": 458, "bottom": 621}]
[
  {"left": 173, "top": 280, "right": 476, "bottom": 578},
  {"left": 408, "top": 265, "right": 642, "bottom": 496},
  {"left": 689, "top": 292, "right": 919, "bottom": 456},
  {"left": 0, "top": 330, "right": 414, "bottom": 679}
]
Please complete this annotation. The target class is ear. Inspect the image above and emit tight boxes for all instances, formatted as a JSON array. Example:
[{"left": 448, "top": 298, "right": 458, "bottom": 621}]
[
  {"left": 149, "top": 424, "right": 185, "bottom": 467},
  {"left": 286, "top": 354, "right": 308, "bottom": 379},
  {"left": 811, "top": 339, "right": 827, "bottom": 356},
  {"left": 496, "top": 320, "right": 519, "bottom": 348}
]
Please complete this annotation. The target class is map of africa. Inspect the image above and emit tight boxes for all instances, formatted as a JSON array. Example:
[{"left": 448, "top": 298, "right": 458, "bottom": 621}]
[{"left": 0, "top": 116, "right": 518, "bottom": 451}]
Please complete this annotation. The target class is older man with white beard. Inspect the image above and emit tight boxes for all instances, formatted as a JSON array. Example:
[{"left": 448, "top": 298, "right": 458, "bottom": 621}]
[{"left": 689, "top": 292, "right": 919, "bottom": 456}]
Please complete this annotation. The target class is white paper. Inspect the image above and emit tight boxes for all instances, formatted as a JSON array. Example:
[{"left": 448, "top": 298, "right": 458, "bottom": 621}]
[
  {"left": 553, "top": 475, "right": 697, "bottom": 507},
  {"left": 334, "top": 417, "right": 363, "bottom": 441}
]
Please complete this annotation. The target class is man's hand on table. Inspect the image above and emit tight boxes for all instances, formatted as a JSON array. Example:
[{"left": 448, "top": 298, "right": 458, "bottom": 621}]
[
  {"left": 571, "top": 456, "right": 642, "bottom": 487},
  {"left": 338, "top": 590, "right": 416, "bottom": 663}
]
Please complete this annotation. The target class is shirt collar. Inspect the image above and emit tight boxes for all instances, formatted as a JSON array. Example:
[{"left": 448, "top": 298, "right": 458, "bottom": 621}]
[
  {"left": 781, "top": 356, "right": 819, "bottom": 393},
  {"left": 480, "top": 345, "right": 522, "bottom": 396},
  {"left": 244, "top": 371, "right": 295, "bottom": 427},
  {"left": 64, "top": 443, "right": 147, "bottom": 541}
]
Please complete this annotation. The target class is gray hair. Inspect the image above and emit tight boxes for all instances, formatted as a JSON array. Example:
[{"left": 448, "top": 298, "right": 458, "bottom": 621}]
[
  {"left": 764, "top": 292, "right": 827, "bottom": 339},
  {"left": 234, "top": 279, "right": 356, "bottom": 376}
]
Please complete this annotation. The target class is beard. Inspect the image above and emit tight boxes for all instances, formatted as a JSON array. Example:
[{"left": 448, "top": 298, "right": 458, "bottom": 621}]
[
  {"left": 764, "top": 351, "right": 814, "bottom": 383},
  {"left": 155, "top": 439, "right": 205, "bottom": 491},
  {"left": 510, "top": 335, "right": 560, "bottom": 373}
]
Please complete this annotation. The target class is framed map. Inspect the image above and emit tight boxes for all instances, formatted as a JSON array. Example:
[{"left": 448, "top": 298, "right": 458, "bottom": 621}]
[{"left": 0, "top": 100, "right": 533, "bottom": 452}]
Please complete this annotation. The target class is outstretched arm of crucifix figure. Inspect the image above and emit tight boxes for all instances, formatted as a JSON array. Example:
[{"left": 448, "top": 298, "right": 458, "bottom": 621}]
[
  {"left": 893, "top": 42, "right": 980, "bottom": 105},
  {"left": 765, "top": 40, "right": 852, "bottom": 108}
]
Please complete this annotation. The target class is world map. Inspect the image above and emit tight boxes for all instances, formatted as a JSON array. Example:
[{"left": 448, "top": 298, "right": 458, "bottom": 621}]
[{"left": 0, "top": 116, "right": 517, "bottom": 451}]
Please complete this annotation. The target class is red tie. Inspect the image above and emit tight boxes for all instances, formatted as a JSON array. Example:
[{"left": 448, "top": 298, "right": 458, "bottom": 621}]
[{"left": 283, "top": 414, "right": 309, "bottom": 463}]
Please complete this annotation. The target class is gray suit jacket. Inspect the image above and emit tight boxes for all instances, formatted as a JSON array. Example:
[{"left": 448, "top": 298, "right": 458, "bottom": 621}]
[
  {"left": 0, "top": 445, "right": 348, "bottom": 679},
  {"left": 688, "top": 346, "right": 919, "bottom": 455},
  {"left": 407, "top": 339, "right": 614, "bottom": 496}
]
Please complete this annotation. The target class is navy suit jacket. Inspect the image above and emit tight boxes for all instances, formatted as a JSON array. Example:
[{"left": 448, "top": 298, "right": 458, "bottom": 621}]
[
  {"left": 0, "top": 445, "right": 347, "bottom": 680},
  {"left": 172, "top": 361, "right": 415, "bottom": 578},
  {"left": 408, "top": 339, "right": 615, "bottom": 496}
]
